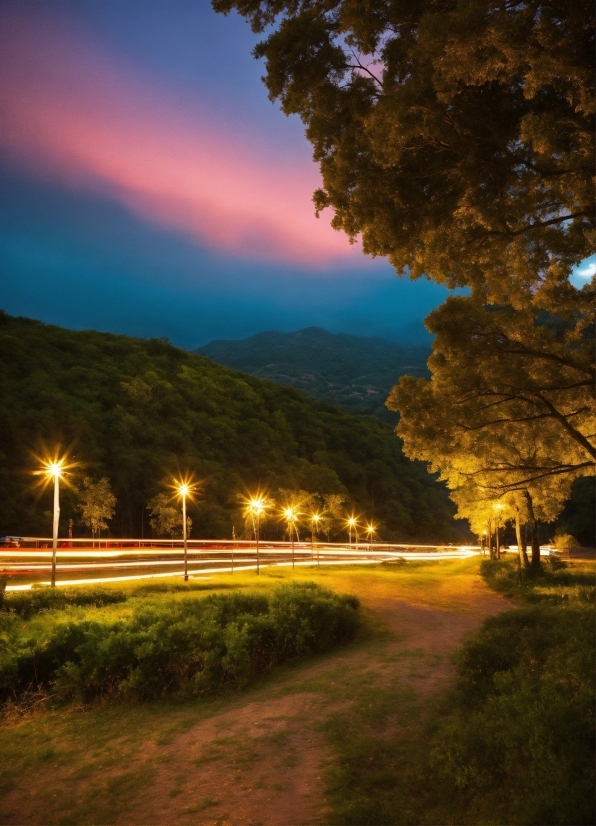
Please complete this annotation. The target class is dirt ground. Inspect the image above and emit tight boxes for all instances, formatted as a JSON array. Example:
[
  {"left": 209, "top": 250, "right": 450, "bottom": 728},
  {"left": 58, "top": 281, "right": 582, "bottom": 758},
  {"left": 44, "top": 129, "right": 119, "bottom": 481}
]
[{"left": 0, "top": 564, "right": 510, "bottom": 826}]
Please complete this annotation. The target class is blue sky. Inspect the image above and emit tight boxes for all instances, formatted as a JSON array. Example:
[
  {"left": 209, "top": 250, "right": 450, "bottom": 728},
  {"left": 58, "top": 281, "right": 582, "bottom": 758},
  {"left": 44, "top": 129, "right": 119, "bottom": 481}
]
[{"left": 0, "top": 1, "right": 592, "bottom": 348}]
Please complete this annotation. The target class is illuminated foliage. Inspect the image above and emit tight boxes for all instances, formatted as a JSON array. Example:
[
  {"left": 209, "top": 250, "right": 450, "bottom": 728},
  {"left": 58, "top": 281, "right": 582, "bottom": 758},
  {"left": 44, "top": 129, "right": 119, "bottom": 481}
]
[
  {"left": 389, "top": 295, "right": 595, "bottom": 565},
  {"left": 214, "top": 0, "right": 594, "bottom": 307},
  {"left": 147, "top": 492, "right": 191, "bottom": 539},
  {"left": 77, "top": 477, "right": 116, "bottom": 539}
]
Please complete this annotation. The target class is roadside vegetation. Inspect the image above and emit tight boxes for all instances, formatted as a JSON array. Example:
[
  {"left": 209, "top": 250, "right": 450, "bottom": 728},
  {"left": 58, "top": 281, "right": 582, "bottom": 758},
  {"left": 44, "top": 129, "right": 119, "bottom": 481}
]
[
  {"left": 0, "top": 580, "right": 359, "bottom": 709},
  {"left": 0, "top": 559, "right": 593, "bottom": 825},
  {"left": 324, "top": 556, "right": 595, "bottom": 825}
]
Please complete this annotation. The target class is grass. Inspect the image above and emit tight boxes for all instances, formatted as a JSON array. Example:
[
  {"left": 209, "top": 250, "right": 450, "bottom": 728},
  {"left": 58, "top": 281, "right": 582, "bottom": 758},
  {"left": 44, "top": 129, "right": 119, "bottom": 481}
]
[
  {"left": 319, "top": 556, "right": 595, "bottom": 825},
  {"left": 1, "top": 558, "right": 591, "bottom": 825},
  {"left": 0, "top": 561, "right": 472, "bottom": 824}
]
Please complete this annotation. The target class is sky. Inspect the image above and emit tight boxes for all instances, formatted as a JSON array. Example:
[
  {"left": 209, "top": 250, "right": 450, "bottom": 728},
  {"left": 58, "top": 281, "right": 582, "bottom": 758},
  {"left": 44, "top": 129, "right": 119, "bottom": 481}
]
[{"left": 1, "top": 1, "right": 593, "bottom": 349}]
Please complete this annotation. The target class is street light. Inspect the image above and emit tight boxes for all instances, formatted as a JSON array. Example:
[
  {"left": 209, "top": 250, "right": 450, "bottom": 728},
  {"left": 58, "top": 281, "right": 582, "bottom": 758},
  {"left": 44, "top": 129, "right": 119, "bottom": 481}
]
[
  {"left": 346, "top": 515, "right": 359, "bottom": 545},
  {"left": 173, "top": 478, "right": 199, "bottom": 582},
  {"left": 178, "top": 483, "right": 190, "bottom": 581},
  {"left": 366, "top": 522, "right": 376, "bottom": 551},
  {"left": 37, "top": 459, "right": 65, "bottom": 588},
  {"left": 493, "top": 502, "right": 504, "bottom": 560},
  {"left": 310, "top": 513, "right": 321, "bottom": 562},
  {"left": 246, "top": 496, "right": 267, "bottom": 574},
  {"left": 283, "top": 506, "right": 298, "bottom": 569}
]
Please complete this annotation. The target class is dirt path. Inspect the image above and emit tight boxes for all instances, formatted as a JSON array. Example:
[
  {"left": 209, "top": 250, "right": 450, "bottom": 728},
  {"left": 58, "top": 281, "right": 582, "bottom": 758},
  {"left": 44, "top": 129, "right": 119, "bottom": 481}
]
[
  {"left": 116, "top": 571, "right": 509, "bottom": 826},
  {"left": 0, "top": 565, "right": 510, "bottom": 826}
]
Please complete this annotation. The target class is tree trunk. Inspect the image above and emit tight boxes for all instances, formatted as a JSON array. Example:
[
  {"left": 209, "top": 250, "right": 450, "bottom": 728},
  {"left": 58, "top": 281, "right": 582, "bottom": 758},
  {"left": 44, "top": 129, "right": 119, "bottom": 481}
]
[
  {"left": 488, "top": 519, "right": 494, "bottom": 559},
  {"left": 514, "top": 510, "right": 530, "bottom": 569},
  {"left": 522, "top": 490, "right": 541, "bottom": 569},
  {"left": 515, "top": 508, "right": 530, "bottom": 568}
]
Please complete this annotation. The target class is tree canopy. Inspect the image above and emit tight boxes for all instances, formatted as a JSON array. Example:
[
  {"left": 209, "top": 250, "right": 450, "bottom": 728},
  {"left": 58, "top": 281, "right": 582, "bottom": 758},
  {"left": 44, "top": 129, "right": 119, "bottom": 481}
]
[
  {"left": 389, "top": 294, "right": 595, "bottom": 485},
  {"left": 388, "top": 294, "right": 595, "bottom": 563},
  {"left": 214, "top": 0, "right": 594, "bottom": 307}
]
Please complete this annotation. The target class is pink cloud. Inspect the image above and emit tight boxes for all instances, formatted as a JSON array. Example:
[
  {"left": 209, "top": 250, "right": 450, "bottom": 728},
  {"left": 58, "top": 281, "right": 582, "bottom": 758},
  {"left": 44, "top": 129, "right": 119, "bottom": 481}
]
[{"left": 0, "top": 11, "right": 360, "bottom": 267}]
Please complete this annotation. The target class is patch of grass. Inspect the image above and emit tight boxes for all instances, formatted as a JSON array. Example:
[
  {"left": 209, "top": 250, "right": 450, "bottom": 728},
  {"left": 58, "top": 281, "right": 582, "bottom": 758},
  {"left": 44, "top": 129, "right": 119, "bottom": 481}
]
[
  {"left": 481, "top": 556, "right": 595, "bottom": 604},
  {"left": 181, "top": 797, "right": 220, "bottom": 814}
]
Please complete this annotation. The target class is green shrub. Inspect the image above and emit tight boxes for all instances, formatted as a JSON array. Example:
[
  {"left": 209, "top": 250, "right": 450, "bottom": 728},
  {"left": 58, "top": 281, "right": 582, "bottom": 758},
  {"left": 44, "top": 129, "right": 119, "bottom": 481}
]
[
  {"left": 430, "top": 604, "right": 595, "bottom": 825},
  {"left": 553, "top": 532, "right": 580, "bottom": 554},
  {"left": 0, "top": 583, "right": 359, "bottom": 705},
  {"left": 2, "top": 587, "right": 128, "bottom": 618},
  {"left": 481, "top": 557, "right": 596, "bottom": 604}
]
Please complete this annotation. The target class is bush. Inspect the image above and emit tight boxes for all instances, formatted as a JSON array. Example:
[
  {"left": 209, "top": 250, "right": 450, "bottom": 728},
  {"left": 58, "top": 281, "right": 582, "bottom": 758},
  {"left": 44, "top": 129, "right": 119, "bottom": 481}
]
[
  {"left": 429, "top": 604, "right": 595, "bottom": 825},
  {"left": 481, "top": 557, "right": 596, "bottom": 604},
  {"left": 553, "top": 532, "right": 580, "bottom": 554},
  {"left": 0, "top": 583, "right": 359, "bottom": 705},
  {"left": 2, "top": 586, "right": 128, "bottom": 618}
]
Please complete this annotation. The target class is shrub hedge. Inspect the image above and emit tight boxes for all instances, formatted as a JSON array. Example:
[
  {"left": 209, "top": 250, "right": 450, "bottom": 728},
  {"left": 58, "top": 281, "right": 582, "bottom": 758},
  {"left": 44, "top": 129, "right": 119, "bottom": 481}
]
[
  {"left": 427, "top": 565, "right": 596, "bottom": 825},
  {"left": 0, "top": 584, "right": 127, "bottom": 618},
  {"left": 0, "top": 583, "right": 359, "bottom": 705}
]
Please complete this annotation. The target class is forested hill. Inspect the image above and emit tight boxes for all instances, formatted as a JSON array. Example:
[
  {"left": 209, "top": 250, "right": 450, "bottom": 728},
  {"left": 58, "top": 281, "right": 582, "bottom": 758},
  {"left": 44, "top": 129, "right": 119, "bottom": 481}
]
[
  {"left": 0, "top": 312, "right": 463, "bottom": 542},
  {"left": 195, "top": 327, "right": 430, "bottom": 423}
]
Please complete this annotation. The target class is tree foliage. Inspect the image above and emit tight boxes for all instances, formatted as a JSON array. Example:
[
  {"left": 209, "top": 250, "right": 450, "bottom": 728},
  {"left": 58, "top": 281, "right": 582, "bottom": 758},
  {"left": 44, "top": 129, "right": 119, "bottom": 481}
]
[
  {"left": 389, "top": 295, "right": 595, "bottom": 485},
  {"left": 388, "top": 295, "right": 595, "bottom": 564},
  {"left": 77, "top": 477, "right": 116, "bottom": 538},
  {"left": 147, "top": 493, "right": 192, "bottom": 539},
  {"left": 214, "top": 0, "right": 594, "bottom": 308}
]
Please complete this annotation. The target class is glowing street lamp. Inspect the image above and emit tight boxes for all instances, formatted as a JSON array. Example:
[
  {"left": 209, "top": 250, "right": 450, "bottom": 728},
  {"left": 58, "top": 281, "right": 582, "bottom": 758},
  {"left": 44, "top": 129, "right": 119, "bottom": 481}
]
[
  {"left": 38, "top": 459, "right": 65, "bottom": 588},
  {"left": 246, "top": 496, "right": 267, "bottom": 575},
  {"left": 283, "top": 506, "right": 298, "bottom": 569},
  {"left": 310, "top": 513, "right": 321, "bottom": 560},
  {"left": 173, "top": 478, "right": 199, "bottom": 582},
  {"left": 366, "top": 523, "right": 376, "bottom": 551},
  {"left": 178, "top": 483, "right": 190, "bottom": 582},
  {"left": 346, "top": 515, "right": 359, "bottom": 545}
]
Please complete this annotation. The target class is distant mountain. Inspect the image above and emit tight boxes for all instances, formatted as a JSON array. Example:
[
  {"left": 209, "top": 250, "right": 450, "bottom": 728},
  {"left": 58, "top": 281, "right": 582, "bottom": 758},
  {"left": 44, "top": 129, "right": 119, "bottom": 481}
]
[
  {"left": 195, "top": 327, "right": 430, "bottom": 423},
  {"left": 0, "top": 313, "right": 462, "bottom": 543}
]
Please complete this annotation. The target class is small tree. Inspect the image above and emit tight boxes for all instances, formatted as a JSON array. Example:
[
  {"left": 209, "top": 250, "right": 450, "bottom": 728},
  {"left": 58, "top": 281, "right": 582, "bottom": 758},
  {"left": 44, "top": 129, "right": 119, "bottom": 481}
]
[
  {"left": 321, "top": 493, "right": 347, "bottom": 542},
  {"left": 147, "top": 493, "right": 191, "bottom": 538},
  {"left": 78, "top": 477, "right": 116, "bottom": 539}
]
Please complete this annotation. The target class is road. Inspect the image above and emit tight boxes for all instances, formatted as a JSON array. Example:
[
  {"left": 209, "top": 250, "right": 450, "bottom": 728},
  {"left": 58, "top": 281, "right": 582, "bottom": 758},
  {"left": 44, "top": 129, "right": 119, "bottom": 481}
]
[{"left": 0, "top": 538, "right": 484, "bottom": 590}]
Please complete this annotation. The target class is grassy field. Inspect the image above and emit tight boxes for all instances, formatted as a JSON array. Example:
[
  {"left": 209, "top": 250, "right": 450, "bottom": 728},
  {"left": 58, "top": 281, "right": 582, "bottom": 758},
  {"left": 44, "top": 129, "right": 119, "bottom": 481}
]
[{"left": 0, "top": 557, "right": 592, "bottom": 825}]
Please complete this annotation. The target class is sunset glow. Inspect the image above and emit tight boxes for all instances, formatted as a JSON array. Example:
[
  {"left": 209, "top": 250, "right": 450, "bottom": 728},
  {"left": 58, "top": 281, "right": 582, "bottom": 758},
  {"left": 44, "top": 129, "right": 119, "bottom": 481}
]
[{"left": 0, "top": 11, "right": 358, "bottom": 267}]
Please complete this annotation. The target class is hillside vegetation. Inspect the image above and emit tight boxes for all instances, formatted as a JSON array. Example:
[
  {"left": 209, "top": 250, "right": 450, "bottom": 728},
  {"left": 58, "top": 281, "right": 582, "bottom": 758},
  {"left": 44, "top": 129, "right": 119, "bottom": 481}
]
[
  {"left": 0, "top": 312, "right": 461, "bottom": 541},
  {"left": 196, "top": 327, "right": 430, "bottom": 423}
]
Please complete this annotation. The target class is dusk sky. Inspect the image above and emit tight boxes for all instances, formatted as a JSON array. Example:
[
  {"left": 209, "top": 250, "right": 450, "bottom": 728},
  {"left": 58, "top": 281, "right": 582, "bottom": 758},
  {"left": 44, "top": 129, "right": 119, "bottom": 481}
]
[{"left": 1, "top": 1, "right": 593, "bottom": 348}]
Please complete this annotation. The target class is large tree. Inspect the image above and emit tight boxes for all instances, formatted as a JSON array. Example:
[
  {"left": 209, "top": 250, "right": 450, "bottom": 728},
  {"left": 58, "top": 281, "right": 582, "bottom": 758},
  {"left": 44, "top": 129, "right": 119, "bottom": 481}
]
[
  {"left": 388, "top": 294, "right": 595, "bottom": 564},
  {"left": 214, "top": 0, "right": 594, "bottom": 544},
  {"left": 389, "top": 295, "right": 596, "bottom": 481},
  {"left": 214, "top": 0, "right": 594, "bottom": 306}
]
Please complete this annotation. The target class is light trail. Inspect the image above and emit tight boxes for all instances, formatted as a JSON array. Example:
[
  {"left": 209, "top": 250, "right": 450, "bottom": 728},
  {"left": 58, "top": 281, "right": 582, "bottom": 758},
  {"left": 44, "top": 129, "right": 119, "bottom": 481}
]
[{"left": 1, "top": 538, "right": 556, "bottom": 591}]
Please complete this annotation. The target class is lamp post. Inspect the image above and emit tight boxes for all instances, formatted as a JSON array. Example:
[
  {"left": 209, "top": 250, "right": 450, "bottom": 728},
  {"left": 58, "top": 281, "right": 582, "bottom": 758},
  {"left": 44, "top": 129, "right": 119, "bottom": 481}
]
[
  {"left": 494, "top": 503, "right": 504, "bottom": 560},
  {"left": 49, "top": 462, "right": 63, "bottom": 588},
  {"left": 347, "top": 516, "right": 358, "bottom": 545},
  {"left": 37, "top": 460, "right": 64, "bottom": 588},
  {"left": 366, "top": 523, "right": 376, "bottom": 551},
  {"left": 178, "top": 483, "right": 190, "bottom": 581},
  {"left": 284, "top": 507, "right": 297, "bottom": 569},
  {"left": 311, "top": 513, "right": 320, "bottom": 557},
  {"left": 248, "top": 498, "right": 265, "bottom": 575}
]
